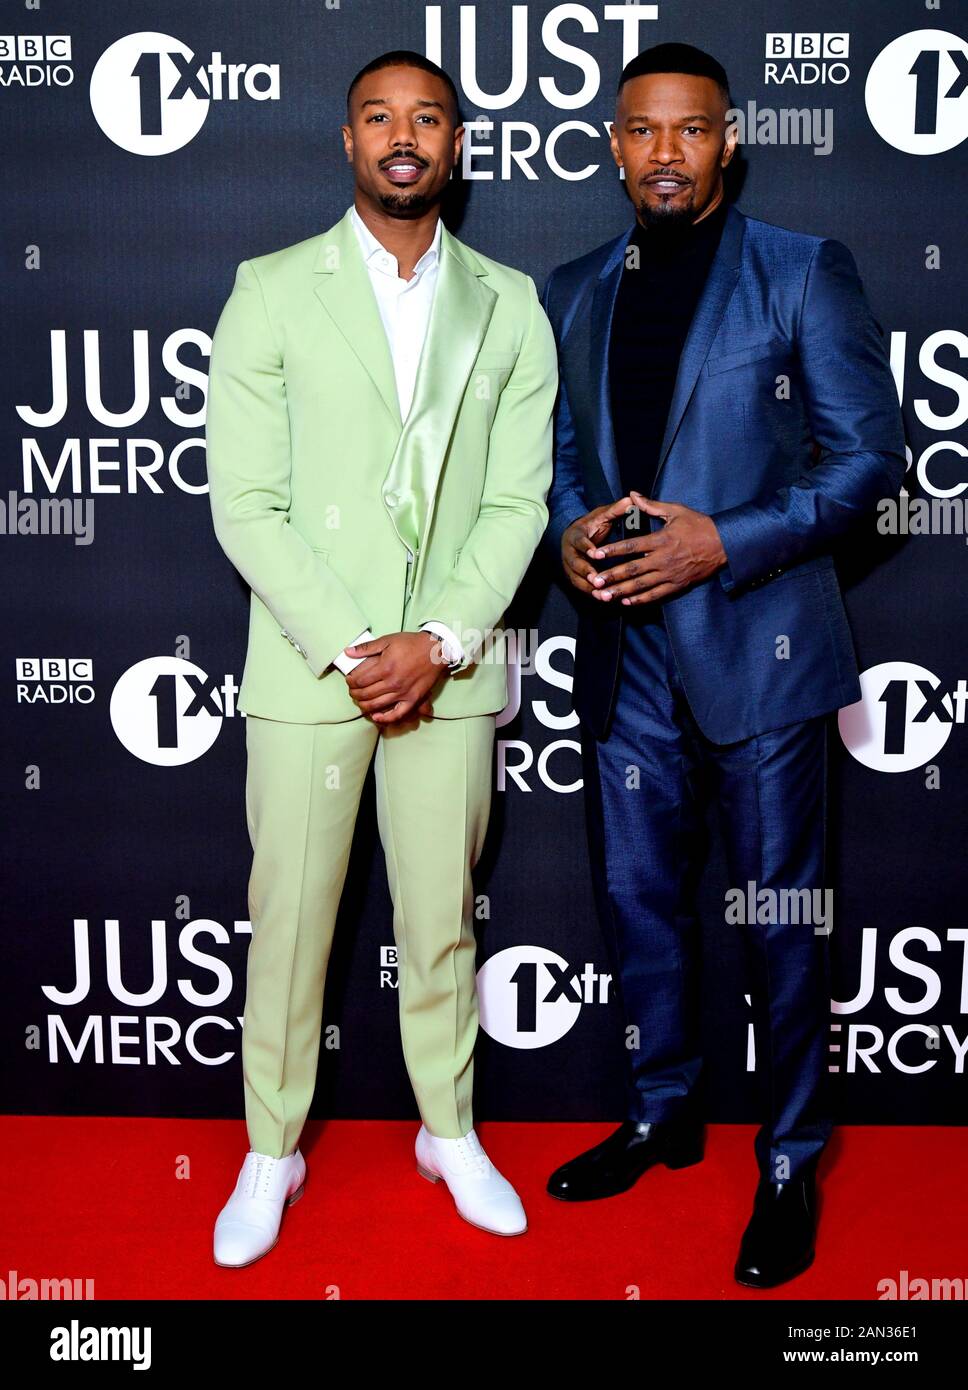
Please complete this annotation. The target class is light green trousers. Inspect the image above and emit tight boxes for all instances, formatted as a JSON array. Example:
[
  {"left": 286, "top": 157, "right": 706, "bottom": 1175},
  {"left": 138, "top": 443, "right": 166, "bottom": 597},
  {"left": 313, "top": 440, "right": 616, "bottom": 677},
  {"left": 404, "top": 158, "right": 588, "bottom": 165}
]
[{"left": 241, "top": 710, "right": 495, "bottom": 1158}]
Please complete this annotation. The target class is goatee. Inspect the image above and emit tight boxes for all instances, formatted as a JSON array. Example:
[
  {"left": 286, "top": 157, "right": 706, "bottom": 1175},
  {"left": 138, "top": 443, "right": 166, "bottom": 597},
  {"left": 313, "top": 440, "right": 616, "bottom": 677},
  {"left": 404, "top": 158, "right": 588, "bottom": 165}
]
[
  {"left": 378, "top": 190, "right": 433, "bottom": 217},
  {"left": 637, "top": 196, "right": 697, "bottom": 234}
]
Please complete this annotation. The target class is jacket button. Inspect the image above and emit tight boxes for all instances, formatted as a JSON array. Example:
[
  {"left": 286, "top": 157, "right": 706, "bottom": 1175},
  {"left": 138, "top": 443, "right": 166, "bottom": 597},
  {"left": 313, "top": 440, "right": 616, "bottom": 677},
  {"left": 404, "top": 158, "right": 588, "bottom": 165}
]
[{"left": 384, "top": 491, "right": 399, "bottom": 507}]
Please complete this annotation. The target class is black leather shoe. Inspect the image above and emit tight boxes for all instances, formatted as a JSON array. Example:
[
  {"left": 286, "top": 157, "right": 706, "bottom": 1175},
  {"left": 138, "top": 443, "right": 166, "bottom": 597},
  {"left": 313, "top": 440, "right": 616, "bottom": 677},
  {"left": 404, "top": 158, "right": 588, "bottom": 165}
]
[
  {"left": 734, "top": 1164, "right": 819, "bottom": 1288},
  {"left": 546, "top": 1116, "right": 705, "bottom": 1201}
]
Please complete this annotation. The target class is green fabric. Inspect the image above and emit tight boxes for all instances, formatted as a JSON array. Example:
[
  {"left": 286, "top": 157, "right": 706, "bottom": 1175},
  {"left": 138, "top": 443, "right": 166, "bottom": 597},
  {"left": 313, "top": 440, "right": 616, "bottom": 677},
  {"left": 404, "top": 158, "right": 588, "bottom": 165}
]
[
  {"left": 206, "top": 208, "right": 558, "bottom": 722},
  {"left": 242, "top": 711, "right": 495, "bottom": 1153}
]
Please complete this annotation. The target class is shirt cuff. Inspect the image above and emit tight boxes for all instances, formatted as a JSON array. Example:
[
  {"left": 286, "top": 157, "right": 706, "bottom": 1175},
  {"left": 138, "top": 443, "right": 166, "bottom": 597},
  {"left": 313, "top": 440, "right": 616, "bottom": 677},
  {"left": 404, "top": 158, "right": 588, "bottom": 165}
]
[
  {"left": 332, "top": 628, "right": 373, "bottom": 674},
  {"left": 420, "top": 621, "right": 465, "bottom": 669}
]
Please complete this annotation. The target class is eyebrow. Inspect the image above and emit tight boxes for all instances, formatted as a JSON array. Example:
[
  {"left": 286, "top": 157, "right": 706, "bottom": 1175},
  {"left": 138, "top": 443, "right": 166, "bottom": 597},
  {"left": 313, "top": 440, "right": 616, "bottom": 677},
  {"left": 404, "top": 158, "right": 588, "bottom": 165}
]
[
  {"left": 360, "top": 96, "right": 446, "bottom": 111},
  {"left": 624, "top": 113, "right": 711, "bottom": 123}
]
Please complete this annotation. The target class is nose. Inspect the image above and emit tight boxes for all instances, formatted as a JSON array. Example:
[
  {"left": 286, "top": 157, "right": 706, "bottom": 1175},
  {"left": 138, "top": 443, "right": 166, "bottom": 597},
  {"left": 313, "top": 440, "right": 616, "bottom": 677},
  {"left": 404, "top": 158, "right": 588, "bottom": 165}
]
[
  {"left": 388, "top": 119, "right": 418, "bottom": 149},
  {"left": 650, "top": 135, "right": 683, "bottom": 167}
]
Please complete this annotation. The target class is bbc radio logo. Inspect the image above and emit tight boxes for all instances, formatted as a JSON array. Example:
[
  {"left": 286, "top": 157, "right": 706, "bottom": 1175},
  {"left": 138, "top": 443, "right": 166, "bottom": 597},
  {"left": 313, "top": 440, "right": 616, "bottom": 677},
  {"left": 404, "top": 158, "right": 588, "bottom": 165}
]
[
  {"left": 16, "top": 657, "right": 93, "bottom": 705},
  {"left": 765, "top": 33, "right": 850, "bottom": 85},
  {"left": 0, "top": 35, "right": 73, "bottom": 88},
  {"left": 89, "top": 31, "right": 280, "bottom": 155},
  {"left": 380, "top": 946, "right": 399, "bottom": 987}
]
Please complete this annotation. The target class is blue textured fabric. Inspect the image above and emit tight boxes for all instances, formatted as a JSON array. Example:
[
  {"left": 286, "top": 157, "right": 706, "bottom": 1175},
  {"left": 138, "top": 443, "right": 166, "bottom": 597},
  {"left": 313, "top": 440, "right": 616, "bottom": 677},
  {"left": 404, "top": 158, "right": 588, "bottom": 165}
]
[
  {"left": 542, "top": 203, "right": 907, "bottom": 744},
  {"left": 582, "top": 613, "right": 834, "bottom": 1182}
]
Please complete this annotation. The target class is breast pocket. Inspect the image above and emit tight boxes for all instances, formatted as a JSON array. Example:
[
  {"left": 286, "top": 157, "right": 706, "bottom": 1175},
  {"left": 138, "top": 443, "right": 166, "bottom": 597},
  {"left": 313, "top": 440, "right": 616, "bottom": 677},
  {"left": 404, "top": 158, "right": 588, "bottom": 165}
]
[
  {"left": 472, "top": 352, "right": 515, "bottom": 384},
  {"left": 467, "top": 352, "right": 516, "bottom": 413},
  {"left": 474, "top": 351, "right": 517, "bottom": 370},
  {"left": 704, "top": 336, "right": 789, "bottom": 376}
]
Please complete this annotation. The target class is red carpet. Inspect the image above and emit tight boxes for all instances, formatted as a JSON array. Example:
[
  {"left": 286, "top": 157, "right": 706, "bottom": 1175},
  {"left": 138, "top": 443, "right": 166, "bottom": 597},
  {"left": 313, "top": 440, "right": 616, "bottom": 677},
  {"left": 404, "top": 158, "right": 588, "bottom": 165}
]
[{"left": 2, "top": 1118, "right": 964, "bottom": 1300}]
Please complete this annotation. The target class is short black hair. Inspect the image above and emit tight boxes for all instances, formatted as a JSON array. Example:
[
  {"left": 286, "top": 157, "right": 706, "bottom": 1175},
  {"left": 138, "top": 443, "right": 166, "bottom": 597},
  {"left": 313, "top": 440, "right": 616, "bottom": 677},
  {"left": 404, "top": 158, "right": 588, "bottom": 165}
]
[
  {"left": 346, "top": 49, "right": 460, "bottom": 122},
  {"left": 617, "top": 42, "right": 732, "bottom": 109}
]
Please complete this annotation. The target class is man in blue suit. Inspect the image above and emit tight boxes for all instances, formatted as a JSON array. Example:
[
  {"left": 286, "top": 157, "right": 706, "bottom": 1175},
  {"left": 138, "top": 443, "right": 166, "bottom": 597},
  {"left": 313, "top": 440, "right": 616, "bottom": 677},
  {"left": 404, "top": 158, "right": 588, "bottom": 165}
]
[{"left": 542, "top": 44, "right": 906, "bottom": 1287}]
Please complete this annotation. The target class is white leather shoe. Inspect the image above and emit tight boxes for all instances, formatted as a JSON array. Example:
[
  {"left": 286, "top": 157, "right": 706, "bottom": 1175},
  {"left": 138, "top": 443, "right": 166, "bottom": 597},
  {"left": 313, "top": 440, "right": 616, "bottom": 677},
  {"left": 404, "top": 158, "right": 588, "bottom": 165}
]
[
  {"left": 415, "top": 1125, "right": 527, "bottom": 1236},
  {"left": 213, "top": 1148, "right": 306, "bottom": 1267}
]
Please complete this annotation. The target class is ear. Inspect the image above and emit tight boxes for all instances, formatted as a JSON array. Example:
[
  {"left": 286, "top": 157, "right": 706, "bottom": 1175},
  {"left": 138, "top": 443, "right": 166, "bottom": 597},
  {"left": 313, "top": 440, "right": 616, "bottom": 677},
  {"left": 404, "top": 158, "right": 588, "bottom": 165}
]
[
  {"left": 608, "top": 121, "right": 622, "bottom": 169},
  {"left": 341, "top": 123, "right": 353, "bottom": 164},
  {"left": 452, "top": 123, "right": 465, "bottom": 167},
  {"left": 722, "top": 117, "right": 739, "bottom": 168}
]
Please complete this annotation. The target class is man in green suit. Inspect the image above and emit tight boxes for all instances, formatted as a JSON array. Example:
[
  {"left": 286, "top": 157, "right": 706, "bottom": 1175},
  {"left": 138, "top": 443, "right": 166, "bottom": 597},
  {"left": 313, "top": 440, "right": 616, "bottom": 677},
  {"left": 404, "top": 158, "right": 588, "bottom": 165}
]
[{"left": 206, "top": 50, "right": 558, "bottom": 1265}]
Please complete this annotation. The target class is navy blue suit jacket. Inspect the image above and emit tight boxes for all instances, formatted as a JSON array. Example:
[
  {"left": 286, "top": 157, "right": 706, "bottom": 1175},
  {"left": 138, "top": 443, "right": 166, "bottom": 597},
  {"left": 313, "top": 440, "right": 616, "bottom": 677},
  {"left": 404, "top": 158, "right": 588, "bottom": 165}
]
[{"left": 541, "top": 203, "right": 907, "bottom": 744}]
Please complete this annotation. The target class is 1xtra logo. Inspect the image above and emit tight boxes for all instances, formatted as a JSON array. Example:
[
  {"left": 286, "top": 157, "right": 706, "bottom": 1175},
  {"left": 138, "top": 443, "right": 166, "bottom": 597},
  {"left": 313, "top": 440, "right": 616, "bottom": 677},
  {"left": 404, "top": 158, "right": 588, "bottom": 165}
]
[
  {"left": 839, "top": 662, "right": 963, "bottom": 773},
  {"left": 110, "top": 657, "right": 239, "bottom": 765},
  {"left": 89, "top": 32, "right": 279, "bottom": 155},
  {"left": 866, "top": 30, "right": 968, "bottom": 154},
  {"left": 477, "top": 946, "right": 612, "bottom": 1049}
]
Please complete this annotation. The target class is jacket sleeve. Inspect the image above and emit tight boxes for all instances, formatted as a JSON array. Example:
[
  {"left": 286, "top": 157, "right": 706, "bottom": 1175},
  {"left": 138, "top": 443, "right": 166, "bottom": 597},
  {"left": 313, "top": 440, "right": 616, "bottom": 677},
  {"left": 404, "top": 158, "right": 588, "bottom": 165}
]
[
  {"left": 710, "top": 238, "right": 907, "bottom": 593},
  {"left": 205, "top": 258, "right": 371, "bottom": 676},
  {"left": 415, "top": 274, "right": 558, "bottom": 669},
  {"left": 540, "top": 271, "right": 590, "bottom": 566}
]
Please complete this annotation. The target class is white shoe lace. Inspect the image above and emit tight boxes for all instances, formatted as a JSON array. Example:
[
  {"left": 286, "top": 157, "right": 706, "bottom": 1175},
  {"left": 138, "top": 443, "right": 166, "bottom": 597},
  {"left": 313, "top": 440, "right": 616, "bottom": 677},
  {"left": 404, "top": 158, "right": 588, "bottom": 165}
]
[
  {"left": 439, "top": 1133, "right": 491, "bottom": 1179},
  {"left": 239, "top": 1151, "right": 279, "bottom": 1199},
  {"left": 462, "top": 1137, "right": 490, "bottom": 1174}
]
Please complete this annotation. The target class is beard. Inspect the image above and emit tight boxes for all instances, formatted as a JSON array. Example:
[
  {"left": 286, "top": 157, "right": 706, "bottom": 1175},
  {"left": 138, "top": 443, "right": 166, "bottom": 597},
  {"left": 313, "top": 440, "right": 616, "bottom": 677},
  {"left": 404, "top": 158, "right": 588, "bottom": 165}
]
[
  {"left": 636, "top": 186, "right": 697, "bottom": 233},
  {"left": 377, "top": 189, "right": 434, "bottom": 217}
]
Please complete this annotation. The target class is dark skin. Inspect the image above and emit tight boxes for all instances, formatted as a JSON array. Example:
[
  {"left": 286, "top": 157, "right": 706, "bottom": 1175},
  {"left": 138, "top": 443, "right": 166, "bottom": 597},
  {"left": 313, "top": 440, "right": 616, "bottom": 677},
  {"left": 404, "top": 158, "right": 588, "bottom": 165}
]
[
  {"left": 338, "top": 64, "right": 464, "bottom": 722},
  {"left": 562, "top": 71, "right": 739, "bottom": 606}
]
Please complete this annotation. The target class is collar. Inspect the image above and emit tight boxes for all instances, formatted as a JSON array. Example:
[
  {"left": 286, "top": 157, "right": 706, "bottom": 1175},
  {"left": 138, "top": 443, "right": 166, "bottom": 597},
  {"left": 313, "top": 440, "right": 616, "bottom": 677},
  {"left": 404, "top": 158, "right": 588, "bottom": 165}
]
[{"left": 349, "top": 204, "right": 442, "bottom": 280}]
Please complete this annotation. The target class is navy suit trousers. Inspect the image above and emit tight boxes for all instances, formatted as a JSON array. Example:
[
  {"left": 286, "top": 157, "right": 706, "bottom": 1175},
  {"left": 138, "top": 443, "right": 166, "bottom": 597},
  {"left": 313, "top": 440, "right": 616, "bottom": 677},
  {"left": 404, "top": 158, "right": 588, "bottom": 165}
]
[{"left": 581, "top": 607, "right": 834, "bottom": 1183}]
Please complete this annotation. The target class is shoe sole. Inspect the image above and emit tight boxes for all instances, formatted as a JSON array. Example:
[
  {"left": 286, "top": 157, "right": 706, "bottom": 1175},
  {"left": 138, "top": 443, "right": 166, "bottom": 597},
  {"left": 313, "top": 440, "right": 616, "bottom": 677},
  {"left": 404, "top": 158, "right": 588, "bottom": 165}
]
[
  {"left": 734, "top": 1248, "right": 815, "bottom": 1289},
  {"left": 664, "top": 1147, "right": 705, "bottom": 1170},
  {"left": 416, "top": 1162, "right": 528, "bottom": 1237},
  {"left": 213, "top": 1176, "right": 306, "bottom": 1268},
  {"left": 546, "top": 1148, "right": 705, "bottom": 1201}
]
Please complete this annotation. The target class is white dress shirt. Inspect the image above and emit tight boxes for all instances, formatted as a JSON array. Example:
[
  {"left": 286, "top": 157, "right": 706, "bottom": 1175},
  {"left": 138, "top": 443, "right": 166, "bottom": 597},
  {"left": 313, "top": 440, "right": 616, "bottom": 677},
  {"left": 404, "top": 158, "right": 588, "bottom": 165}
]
[{"left": 332, "top": 206, "right": 464, "bottom": 676}]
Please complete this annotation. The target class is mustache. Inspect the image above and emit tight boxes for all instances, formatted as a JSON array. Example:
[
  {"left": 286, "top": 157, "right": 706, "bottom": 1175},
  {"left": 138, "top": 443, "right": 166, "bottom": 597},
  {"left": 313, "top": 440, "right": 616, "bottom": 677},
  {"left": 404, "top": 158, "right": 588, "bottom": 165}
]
[
  {"left": 641, "top": 171, "right": 692, "bottom": 184},
  {"left": 379, "top": 153, "right": 430, "bottom": 168}
]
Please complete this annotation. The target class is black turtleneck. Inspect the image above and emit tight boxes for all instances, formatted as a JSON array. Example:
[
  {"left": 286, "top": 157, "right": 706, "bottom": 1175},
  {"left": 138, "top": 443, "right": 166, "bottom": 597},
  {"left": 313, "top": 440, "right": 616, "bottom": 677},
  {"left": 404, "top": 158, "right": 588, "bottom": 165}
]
[{"left": 608, "top": 200, "right": 728, "bottom": 501}]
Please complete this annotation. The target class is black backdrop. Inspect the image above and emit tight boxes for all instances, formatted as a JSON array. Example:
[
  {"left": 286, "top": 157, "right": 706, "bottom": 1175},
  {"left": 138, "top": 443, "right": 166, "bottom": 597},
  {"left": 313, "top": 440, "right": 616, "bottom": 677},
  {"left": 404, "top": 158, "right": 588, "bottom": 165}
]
[{"left": 2, "top": 1, "right": 966, "bottom": 1132}]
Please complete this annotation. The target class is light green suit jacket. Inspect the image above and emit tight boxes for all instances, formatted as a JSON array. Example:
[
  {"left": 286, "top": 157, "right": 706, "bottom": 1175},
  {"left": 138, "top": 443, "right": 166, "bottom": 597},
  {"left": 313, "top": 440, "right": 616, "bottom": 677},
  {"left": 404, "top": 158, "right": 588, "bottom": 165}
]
[{"left": 205, "top": 208, "right": 558, "bottom": 723}]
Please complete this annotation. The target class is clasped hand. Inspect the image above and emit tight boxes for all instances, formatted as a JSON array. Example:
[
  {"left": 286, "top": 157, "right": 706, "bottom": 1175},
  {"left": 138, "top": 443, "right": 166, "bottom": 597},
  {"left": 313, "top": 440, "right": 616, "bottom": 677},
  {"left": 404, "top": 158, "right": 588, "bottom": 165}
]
[
  {"left": 562, "top": 488, "right": 727, "bottom": 604},
  {"left": 342, "top": 630, "right": 447, "bottom": 724}
]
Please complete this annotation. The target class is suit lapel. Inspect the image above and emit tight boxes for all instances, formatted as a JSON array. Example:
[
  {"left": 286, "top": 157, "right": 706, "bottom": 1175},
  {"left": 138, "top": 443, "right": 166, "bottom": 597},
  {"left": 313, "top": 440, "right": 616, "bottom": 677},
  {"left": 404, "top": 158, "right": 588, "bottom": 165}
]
[
  {"left": 312, "top": 209, "right": 402, "bottom": 429},
  {"left": 383, "top": 225, "right": 497, "bottom": 557},
  {"left": 589, "top": 230, "right": 630, "bottom": 501},
  {"left": 589, "top": 206, "right": 746, "bottom": 504},
  {"left": 652, "top": 204, "right": 746, "bottom": 493}
]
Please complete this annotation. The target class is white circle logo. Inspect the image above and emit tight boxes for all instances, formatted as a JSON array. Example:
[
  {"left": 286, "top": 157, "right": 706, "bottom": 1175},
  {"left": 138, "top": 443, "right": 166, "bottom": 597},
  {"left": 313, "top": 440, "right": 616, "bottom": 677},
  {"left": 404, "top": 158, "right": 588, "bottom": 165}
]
[
  {"left": 110, "top": 657, "right": 224, "bottom": 765},
  {"left": 90, "top": 32, "right": 209, "bottom": 155},
  {"left": 865, "top": 30, "right": 968, "bottom": 154},
  {"left": 478, "top": 946, "right": 586, "bottom": 1049},
  {"left": 839, "top": 661, "right": 954, "bottom": 772}
]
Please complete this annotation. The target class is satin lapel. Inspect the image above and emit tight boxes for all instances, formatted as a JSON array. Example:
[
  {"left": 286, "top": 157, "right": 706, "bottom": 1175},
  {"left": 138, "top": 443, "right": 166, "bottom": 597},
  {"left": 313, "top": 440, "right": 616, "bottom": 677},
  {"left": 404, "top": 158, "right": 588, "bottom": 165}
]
[
  {"left": 383, "top": 226, "right": 497, "bottom": 557},
  {"left": 312, "top": 210, "right": 402, "bottom": 429},
  {"left": 652, "top": 204, "right": 746, "bottom": 494},
  {"left": 589, "top": 229, "right": 630, "bottom": 502}
]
